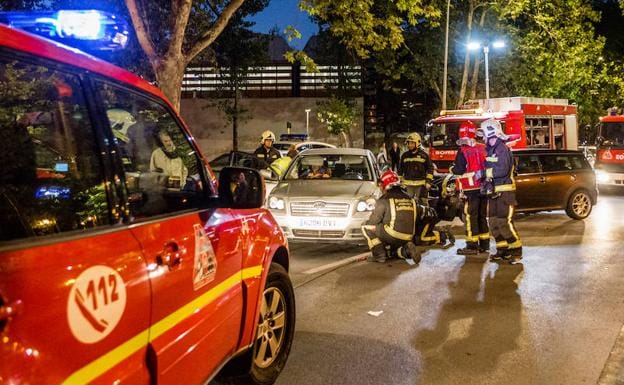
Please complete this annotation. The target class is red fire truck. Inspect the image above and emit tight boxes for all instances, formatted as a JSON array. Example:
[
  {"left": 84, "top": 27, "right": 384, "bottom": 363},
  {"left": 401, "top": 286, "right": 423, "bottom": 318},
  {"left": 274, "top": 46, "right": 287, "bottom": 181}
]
[
  {"left": 427, "top": 97, "right": 578, "bottom": 172},
  {"left": 594, "top": 112, "right": 624, "bottom": 186}
]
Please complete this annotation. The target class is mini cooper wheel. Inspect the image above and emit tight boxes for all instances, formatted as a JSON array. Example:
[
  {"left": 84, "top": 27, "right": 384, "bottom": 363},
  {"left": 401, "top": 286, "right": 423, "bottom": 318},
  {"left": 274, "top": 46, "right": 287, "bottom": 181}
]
[{"left": 566, "top": 190, "right": 592, "bottom": 220}]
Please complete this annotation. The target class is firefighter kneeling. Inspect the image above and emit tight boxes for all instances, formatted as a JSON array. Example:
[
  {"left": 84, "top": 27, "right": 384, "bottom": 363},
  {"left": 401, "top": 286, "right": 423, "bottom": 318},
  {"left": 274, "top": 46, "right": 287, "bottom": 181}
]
[{"left": 361, "top": 170, "right": 422, "bottom": 263}]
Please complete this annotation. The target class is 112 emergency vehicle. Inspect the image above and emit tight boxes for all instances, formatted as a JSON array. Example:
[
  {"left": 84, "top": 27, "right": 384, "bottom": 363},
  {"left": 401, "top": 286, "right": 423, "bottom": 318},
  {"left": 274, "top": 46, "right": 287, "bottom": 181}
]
[
  {"left": 428, "top": 97, "right": 578, "bottom": 172},
  {"left": 0, "top": 10, "right": 294, "bottom": 385}
]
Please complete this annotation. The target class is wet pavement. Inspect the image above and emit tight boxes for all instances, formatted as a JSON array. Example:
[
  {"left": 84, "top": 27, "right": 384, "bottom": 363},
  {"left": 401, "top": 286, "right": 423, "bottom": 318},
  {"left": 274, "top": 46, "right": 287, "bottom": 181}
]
[{"left": 277, "top": 192, "right": 624, "bottom": 385}]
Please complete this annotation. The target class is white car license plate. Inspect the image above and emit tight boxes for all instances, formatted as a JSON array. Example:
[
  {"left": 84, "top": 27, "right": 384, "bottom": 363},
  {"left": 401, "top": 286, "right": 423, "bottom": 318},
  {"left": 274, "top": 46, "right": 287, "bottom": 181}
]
[{"left": 297, "top": 218, "right": 337, "bottom": 228}]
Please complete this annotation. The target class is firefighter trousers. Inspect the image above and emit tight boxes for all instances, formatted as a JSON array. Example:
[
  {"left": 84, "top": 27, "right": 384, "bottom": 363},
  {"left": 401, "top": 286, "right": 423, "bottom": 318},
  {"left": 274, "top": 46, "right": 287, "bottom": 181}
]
[
  {"left": 487, "top": 191, "right": 522, "bottom": 254},
  {"left": 405, "top": 184, "right": 428, "bottom": 205},
  {"left": 414, "top": 215, "right": 444, "bottom": 245},
  {"left": 464, "top": 191, "right": 490, "bottom": 249},
  {"left": 361, "top": 224, "right": 411, "bottom": 260}
]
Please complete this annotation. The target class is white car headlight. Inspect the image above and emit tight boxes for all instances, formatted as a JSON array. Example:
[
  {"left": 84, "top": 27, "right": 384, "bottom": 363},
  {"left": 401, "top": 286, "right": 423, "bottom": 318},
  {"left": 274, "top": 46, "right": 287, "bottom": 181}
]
[
  {"left": 268, "top": 196, "right": 285, "bottom": 210},
  {"left": 595, "top": 169, "right": 609, "bottom": 183},
  {"left": 356, "top": 198, "right": 376, "bottom": 212}
]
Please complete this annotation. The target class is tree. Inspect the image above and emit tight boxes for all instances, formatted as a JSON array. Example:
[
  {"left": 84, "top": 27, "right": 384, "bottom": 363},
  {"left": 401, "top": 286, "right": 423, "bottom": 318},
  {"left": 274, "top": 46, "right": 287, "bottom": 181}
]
[
  {"left": 316, "top": 96, "right": 358, "bottom": 146},
  {"left": 212, "top": 19, "right": 269, "bottom": 150}
]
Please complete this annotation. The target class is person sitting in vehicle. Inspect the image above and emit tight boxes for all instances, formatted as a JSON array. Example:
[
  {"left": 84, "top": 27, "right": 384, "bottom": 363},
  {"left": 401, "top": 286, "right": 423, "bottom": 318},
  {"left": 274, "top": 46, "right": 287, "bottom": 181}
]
[
  {"left": 150, "top": 129, "right": 188, "bottom": 190},
  {"left": 299, "top": 156, "right": 331, "bottom": 179}
]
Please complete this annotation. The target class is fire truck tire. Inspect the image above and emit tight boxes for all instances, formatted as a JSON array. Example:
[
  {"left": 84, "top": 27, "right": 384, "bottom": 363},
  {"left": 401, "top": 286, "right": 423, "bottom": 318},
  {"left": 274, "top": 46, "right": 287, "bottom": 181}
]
[
  {"left": 565, "top": 189, "right": 593, "bottom": 220},
  {"left": 223, "top": 263, "right": 296, "bottom": 385}
]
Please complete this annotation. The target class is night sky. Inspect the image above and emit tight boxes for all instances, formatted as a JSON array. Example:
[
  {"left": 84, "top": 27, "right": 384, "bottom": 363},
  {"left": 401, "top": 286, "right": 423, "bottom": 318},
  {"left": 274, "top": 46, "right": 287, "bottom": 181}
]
[{"left": 248, "top": 0, "right": 318, "bottom": 50}]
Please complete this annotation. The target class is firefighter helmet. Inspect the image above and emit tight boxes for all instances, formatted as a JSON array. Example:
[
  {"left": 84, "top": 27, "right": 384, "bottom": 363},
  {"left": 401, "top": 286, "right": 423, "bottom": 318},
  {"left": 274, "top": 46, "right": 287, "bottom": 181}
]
[
  {"left": 380, "top": 170, "right": 401, "bottom": 190},
  {"left": 405, "top": 132, "right": 422, "bottom": 146},
  {"left": 479, "top": 118, "right": 508, "bottom": 140},
  {"left": 261, "top": 130, "right": 276, "bottom": 143},
  {"left": 457, "top": 121, "right": 477, "bottom": 146}
]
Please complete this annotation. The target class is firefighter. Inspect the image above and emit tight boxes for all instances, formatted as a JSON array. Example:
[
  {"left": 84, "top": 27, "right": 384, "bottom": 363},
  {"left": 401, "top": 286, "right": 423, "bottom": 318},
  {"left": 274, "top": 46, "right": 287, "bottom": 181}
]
[
  {"left": 253, "top": 130, "right": 281, "bottom": 167},
  {"left": 399, "top": 132, "right": 434, "bottom": 204},
  {"left": 361, "top": 170, "right": 421, "bottom": 263},
  {"left": 414, "top": 205, "right": 455, "bottom": 248},
  {"left": 450, "top": 121, "right": 490, "bottom": 255},
  {"left": 480, "top": 118, "right": 522, "bottom": 263}
]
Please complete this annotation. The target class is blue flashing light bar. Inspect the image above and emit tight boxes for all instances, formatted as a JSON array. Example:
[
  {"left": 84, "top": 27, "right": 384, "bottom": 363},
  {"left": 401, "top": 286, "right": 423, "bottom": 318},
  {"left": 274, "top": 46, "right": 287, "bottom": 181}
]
[{"left": 0, "top": 10, "right": 130, "bottom": 51}]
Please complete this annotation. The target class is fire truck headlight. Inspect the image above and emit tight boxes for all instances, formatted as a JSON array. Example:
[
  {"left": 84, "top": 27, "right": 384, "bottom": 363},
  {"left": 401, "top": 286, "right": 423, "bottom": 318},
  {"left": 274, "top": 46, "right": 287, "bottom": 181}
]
[{"left": 595, "top": 170, "right": 610, "bottom": 183}]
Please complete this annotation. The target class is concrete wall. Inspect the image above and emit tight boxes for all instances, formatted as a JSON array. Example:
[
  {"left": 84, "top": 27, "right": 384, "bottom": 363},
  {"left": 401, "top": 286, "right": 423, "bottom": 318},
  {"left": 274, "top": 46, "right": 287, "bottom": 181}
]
[{"left": 180, "top": 97, "right": 364, "bottom": 161}]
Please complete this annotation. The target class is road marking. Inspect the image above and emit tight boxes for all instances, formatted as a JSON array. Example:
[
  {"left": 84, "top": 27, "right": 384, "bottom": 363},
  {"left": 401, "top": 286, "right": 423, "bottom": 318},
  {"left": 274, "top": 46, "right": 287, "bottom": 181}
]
[
  {"left": 302, "top": 252, "right": 369, "bottom": 275},
  {"left": 597, "top": 323, "right": 624, "bottom": 385}
]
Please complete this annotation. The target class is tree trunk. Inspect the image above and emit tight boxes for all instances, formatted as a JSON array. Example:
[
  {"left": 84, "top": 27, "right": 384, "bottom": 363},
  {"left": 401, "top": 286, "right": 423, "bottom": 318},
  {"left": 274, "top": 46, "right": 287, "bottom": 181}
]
[
  {"left": 458, "top": 1, "right": 475, "bottom": 107},
  {"left": 469, "top": 10, "right": 488, "bottom": 100},
  {"left": 233, "top": 87, "right": 239, "bottom": 151},
  {"left": 154, "top": 56, "right": 187, "bottom": 111}
]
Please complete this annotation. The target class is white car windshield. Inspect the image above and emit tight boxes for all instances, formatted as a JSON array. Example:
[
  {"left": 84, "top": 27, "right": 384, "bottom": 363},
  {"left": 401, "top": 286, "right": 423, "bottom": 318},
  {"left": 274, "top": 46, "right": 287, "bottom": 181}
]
[{"left": 285, "top": 154, "right": 373, "bottom": 181}]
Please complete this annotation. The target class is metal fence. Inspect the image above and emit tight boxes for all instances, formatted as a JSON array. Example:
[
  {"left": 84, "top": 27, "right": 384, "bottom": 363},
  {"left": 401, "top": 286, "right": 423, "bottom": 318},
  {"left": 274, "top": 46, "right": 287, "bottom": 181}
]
[{"left": 181, "top": 64, "right": 363, "bottom": 98}]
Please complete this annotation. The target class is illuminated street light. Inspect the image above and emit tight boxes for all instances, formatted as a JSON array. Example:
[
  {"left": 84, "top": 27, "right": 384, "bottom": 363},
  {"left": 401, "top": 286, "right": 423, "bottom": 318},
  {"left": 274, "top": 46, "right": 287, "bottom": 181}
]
[{"left": 468, "top": 40, "right": 506, "bottom": 110}]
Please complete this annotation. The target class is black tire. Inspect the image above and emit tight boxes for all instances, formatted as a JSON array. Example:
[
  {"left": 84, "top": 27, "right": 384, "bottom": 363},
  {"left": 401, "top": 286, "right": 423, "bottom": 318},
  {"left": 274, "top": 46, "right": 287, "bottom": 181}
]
[
  {"left": 565, "top": 189, "right": 593, "bottom": 220},
  {"left": 221, "top": 263, "right": 295, "bottom": 385}
]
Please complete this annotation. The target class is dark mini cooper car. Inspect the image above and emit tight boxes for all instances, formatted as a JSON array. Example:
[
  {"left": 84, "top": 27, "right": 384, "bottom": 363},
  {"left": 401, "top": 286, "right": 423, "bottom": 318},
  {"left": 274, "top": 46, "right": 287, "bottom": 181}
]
[{"left": 513, "top": 149, "right": 597, "bottom": 219}]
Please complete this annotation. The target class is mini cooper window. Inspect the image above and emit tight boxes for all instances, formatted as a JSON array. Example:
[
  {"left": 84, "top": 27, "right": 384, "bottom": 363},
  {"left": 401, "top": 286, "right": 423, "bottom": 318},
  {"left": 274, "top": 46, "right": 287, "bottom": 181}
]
[
  {"left": 96, "top": 82, "right": 206, "bottom": 219},
  {"left": 0, "top": 59, "right": 110, "bottom": 242}
]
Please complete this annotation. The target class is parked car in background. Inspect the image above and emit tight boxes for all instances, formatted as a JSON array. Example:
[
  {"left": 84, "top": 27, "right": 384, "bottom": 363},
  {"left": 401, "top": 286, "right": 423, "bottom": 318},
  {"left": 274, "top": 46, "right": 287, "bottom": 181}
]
[
  {"left": 267, "top": 148, "right": 381, "bottom": 243},
  {"left": 0, "top": 14, "right": 294, "bottom": 385},
  {"left": 513, "top": 149, "right": 597, "bottom": 219},
  {"left": 210, "top": 151, "right": 280, "bottom": 199},
  {"left": 273, "top": 141, "right": 337, "bottom": 157}
]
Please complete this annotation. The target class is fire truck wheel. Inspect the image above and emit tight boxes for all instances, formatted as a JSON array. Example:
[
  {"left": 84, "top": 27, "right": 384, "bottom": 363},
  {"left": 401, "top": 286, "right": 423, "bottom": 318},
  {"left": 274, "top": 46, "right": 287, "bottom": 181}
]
[{"left": 565, "top": 189, "right": 593, "bottom": 220}]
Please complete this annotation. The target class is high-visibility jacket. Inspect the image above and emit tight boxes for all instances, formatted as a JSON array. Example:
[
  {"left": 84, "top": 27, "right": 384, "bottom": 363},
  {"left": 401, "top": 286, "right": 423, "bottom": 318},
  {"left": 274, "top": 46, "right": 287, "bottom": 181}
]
[
  {"left": 450, "top": 144, "right": 486, "bottom": 191},
  {"left": 485, "top": 138, "right": 515, "bottom": 192},
  {"left": 399, "top": 148, "right": 433, "bottom": 186},
  {"left": 269, "top": 156, "right": 292, "bottom": 177}
]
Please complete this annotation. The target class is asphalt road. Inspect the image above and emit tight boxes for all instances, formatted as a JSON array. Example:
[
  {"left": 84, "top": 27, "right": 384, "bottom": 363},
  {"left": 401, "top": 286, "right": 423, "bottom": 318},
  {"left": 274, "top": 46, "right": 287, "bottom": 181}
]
[{"left": 276, "top": 191, "right": 624, "bottom": 385}]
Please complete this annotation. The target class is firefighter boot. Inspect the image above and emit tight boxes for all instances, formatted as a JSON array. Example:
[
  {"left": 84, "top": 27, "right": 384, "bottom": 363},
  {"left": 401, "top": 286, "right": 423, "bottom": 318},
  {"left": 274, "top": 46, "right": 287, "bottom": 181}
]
[
  {"left": 489, "top": 248, "right": 510, "bottom": 262},
  {"left": 401, "top": 241, "right": 422, "bottom": 264},
  {"left": 457, "top": 241, "right": 479, "bottom": 255},
  {"left": 367, "top": 245, "right": 388, "bottom": 263},
  {"left": 508, "top": 246, "right": 523, "bottom": 264}
]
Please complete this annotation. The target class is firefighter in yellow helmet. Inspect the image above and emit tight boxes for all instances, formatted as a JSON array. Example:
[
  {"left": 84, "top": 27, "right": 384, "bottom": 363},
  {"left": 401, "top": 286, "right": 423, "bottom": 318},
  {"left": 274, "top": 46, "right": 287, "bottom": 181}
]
[
  {"left": 399, "top": 132, "right": 434, "bottom": 205},
  {"left": 253, "top": 130, "right": 281, "bottom": 168}
]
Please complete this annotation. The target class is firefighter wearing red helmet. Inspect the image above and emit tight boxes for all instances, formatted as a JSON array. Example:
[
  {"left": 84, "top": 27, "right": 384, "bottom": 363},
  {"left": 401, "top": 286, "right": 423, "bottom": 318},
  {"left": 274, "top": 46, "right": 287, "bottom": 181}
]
[
  {"left": 361, "top": 170, "right": 422, "bottom": 263},
  {"left": 449, "top": 121, "right": 490, "bottom": 255},
  {"left": 481, "top": 118, "right": 522, "bottom": 264},
  {"left": 399, "top": 132, "right": 434, "bottom": 204}
]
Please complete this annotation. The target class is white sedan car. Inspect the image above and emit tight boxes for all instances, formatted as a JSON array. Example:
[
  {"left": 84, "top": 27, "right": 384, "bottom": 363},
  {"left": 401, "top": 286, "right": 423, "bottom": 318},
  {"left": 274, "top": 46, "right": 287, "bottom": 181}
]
[
  {"left": 267, "top": 148, "right": 382, "bottom": 243},
  {"left": 273, "top": 141, "right": 337, "bottom": 157}
]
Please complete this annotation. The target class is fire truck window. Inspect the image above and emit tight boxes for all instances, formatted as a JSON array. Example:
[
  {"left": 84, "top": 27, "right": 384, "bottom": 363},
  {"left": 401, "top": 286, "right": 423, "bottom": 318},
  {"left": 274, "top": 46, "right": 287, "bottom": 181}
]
[
  {"left": 526, "top": 118, "right": 550, "bottom": 148},
  {"left": 553, "top": 119, "right": 564, "bottom": 149},
  {"left": 95, "top": 81, "right": 206, "bottom": 219},
  {"left": 0, "top": 59, "right": 111, "bottom": 243}
]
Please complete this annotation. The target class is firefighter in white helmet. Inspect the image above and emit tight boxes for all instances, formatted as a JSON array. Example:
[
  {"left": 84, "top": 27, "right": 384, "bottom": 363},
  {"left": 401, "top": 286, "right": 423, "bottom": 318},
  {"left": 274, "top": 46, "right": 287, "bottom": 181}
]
[
  {"left": 480, "top": 118, "right": 522, "bottom": 264},
  {"left": 399, "top": 132, "right": 433, "bottom": 204},
  {"left": 253, "top": 130, "right": 281, "bottom": 168}
]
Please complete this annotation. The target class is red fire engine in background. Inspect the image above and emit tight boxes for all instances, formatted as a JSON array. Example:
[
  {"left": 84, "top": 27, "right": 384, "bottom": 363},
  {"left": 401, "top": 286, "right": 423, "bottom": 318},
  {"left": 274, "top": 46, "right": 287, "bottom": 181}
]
[
  {"left": 427, "top": 97, "right": 578, "bottom": 172},
  {"left": 594, "top": 110, "right": 624, "bottom": 186}
]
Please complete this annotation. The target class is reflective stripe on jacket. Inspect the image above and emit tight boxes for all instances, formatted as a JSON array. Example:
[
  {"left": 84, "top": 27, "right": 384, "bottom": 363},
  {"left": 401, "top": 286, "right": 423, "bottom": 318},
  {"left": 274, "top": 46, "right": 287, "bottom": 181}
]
[
  {"left": 399, "top": 148, "right": 433, "bottom": 183},
  {"left": 451, "top": 144, "right": 486, "bottom": 191},
  {"left": 485, "top": 138, "right": 515, "bottom": 192},
  {"left": 365, "top": 186, "right": 416, "bottom": 241}
]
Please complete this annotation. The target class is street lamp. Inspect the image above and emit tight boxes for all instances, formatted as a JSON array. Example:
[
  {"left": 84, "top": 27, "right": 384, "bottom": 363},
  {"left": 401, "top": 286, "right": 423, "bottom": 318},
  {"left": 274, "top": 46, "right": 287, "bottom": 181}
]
[
  {"left": 468, "top": 40, "right": 506, "bottom": 111},
  {"left": 305, "top": 108, "right": 311, "bottom": 137}
]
